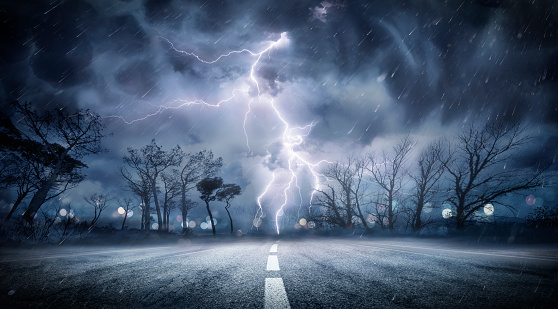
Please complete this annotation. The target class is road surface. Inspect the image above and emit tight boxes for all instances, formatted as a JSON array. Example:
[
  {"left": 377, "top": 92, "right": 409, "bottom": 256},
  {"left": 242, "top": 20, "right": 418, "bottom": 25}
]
[{"left": 1, "top": 237, "right": 557, "bottom": 308}]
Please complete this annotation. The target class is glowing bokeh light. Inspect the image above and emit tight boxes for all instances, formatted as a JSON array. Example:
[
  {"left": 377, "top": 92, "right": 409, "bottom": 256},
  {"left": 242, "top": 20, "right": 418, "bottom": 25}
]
[
  {"left": 299, "top": 218, "right": 307, "bottom": 226},
  {"left": 442, "top": 209, "right": 452, "bottom": 219},
  {"left": 59, "top": 209, "right": 67, "bottom": 217},
  {"left": 188, "top": 221, "right": 196, "bottom": 228},
  {"left": 117, "top": 207, "right": 125, "bottom": 215},
  {"left": 526, "top": 195, "right": 536, "bottom": 205},
  {"left": 484, "top": 204, "right": 494, "bottom": 215},
  {"left": 151, "top": 223, "right": 159, "bottom": 230},
  {"left": 200, "top": 222, "right": 208, "bottom": 230},
  {"left": 176, "top": 215, "right": 183, "bottom": 222}
]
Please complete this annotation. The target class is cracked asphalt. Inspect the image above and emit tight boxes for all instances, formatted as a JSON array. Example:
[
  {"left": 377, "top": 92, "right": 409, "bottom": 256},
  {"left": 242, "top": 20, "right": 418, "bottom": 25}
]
[{"left": 1, "top": 237, "right": 557, "bottom": 308}]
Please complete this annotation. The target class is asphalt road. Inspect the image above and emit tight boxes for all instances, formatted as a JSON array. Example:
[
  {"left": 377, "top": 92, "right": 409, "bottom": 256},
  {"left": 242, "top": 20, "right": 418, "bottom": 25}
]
[{"left": 1, "top": 237, "right": 557, "bottom": 308}]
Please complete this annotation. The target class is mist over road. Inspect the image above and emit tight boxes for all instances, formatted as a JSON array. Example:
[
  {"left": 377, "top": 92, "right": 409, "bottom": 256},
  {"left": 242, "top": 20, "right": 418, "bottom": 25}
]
[{"left": 1, "top": 237, "right": 557, "bottom": 308}]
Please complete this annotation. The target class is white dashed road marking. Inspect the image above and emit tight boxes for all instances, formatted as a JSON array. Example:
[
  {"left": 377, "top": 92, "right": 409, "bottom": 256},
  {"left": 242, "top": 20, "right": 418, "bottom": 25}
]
[
  {"left": 265, "top": 243, "right": 291, "bottom": 308},
  {"left": 265, "top": 278, "right": 291, "bottom": 309},
  {"left": 267, "top": 255, "right": 280, "bottom": 271}
]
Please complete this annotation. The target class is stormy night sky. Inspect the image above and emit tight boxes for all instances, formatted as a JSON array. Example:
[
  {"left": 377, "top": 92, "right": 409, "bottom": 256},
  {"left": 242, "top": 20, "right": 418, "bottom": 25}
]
[{"left": 1, "top": 0, "right": 557, "bottom": 231}]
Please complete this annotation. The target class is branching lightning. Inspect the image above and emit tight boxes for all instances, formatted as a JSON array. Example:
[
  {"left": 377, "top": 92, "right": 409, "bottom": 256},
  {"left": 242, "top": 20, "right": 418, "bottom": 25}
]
[{"left": 108, "top": 32, "right": 329, "bottom": 234}]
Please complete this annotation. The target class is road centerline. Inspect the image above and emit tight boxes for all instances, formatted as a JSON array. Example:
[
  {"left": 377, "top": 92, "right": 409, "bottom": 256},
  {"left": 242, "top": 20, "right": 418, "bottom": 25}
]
[
  {"left": 267, "top": 255, "right": 280, "bottom": 270},
  {"left": 265, "top": 278, "right": 291, "bottom": 309},
  {"left": 270, "top": 244, "right": 278, "bottom": 253}
]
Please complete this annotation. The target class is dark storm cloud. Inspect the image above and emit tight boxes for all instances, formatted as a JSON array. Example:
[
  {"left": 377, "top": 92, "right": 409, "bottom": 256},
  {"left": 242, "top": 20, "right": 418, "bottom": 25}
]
[
  {"left": 115, "top": 60, "right": 160, "bottom": 97},
  {"left": 102, "top": 14, "right": 149, "bottom": 55},
  {"left": 1, "top": 0, "right": 557, "bottom": 211}
]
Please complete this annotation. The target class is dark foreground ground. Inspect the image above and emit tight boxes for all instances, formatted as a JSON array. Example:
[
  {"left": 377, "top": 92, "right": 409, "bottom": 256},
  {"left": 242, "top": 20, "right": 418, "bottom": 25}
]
[{"left": 1, "top": 236, "right": 557, "bottom": 308}]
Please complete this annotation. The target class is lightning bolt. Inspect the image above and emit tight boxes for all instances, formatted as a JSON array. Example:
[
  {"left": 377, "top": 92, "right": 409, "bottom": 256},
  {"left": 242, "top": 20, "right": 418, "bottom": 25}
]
[{"left": 108, "top": 32, "right": 329, "bottom": 234}]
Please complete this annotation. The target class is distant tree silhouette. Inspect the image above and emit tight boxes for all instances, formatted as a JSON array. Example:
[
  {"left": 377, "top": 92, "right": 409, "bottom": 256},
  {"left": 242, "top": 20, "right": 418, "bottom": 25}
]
[
  {"left": 2, "top": 101, "right": 106, "bottom": 227},
  {"left": 120, "top": 168, "right": 151, "bottom": 230},
  {"left": 119, "top": 198, "right": 137, "bottom": 230},
  {"left": 197, "top": 177, "right": 223, "bottom": 236},
  {"left": 122, "top": 139, "right": 183, "bottom": 230},
  {"left": 367, "top": 137, "right": 415, "bottom": 230},
  {"left": 315, "top": 158, "right": 357, "bottom": 229},
  {"left": 179, "top": 150, "right": 222, "bottom": 234},
  {"left": 406, "top": 140, "right": 446, "bottom": 232},
  {"left": 443, "top": 121, "right": 547, "bottom": 230},
  {"left": 217, "top": 183, "right": 241, "bottom": 235},
  {"left": 84, "top": 193, "right": 114, "bottom": 230},
  {"left": 161, "top": 171, "right": 180, "bottom": 232},
  {"left": 525, "top": 204, "right": 558, "bottom": 229}
]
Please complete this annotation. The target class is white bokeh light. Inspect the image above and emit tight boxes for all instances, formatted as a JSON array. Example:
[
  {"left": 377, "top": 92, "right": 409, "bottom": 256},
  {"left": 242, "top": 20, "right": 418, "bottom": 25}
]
[{"left": 484, "top": 204, "right": 494, "bottom": 216}]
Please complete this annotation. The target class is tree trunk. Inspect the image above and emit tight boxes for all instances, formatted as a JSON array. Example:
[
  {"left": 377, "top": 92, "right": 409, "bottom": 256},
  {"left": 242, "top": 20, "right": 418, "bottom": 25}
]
[
  {"left": 121, "top": 212, "right": 128, "bottom": 230},
  {"left": 354, "top": 199, "right": 369, "bottom": 230},
  {"left": 23, "top": 177, "right": 56, "bottom": 225},
  {"left": 181, "top": 189, "right": 189, "bottom": 234},
  {"left": 140, "top": 201, "right": 145, "bottom": 230},
  {"left": 166, "top": 211, "right": 170, "bottom": 232},
  {"left": 205, "top": 201, "right": 216, "bottom": 236},
  {"left": 455, "top": 199, "right": 466, "bottom": 230},
  {"left": 455, "top": 210, "right": 466, "bottom": 230},
  {"left": 387, "top": 192, "right": 394, "bottom": 229},
  {"left": 143, "top": 195, "right": 151, "bottom": 230},
  {"left": 23, "top": 151, "right": 68, "bottom": 225},
  {"left": 413, "top": 196, "right": 424, "bottom": 232},
  {"left": 151, "top": 180, "right": 163, "bottom": 230},
  {"left": 344, "top": 187, "right": 352, "bottom": 228},
  {"left": 163, "top": 202, "right": 168, "bottom": 231},
  {"left": 226, "top": 206, "right": 233, "bottom": 235},
  {"left": 5, "top": 191, "right": 28, "bottom": 221}
]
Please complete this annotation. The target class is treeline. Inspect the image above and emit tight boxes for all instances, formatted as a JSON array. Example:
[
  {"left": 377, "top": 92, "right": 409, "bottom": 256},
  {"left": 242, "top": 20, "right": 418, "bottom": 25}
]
[
  {"left": 309, "top": 121, "right": 553, "bottom": 233},
  {"left": 0, "top": 101, "right": 241, "bottom": 241},
  {"left": 119, "top": 139, "right": 241, "bottom": 236},
  {"left": 0, "top": 101, "right": 556, "bottom": 242},
  {"left": 0, "top": 101, "right": 105, "bottom": 238}
]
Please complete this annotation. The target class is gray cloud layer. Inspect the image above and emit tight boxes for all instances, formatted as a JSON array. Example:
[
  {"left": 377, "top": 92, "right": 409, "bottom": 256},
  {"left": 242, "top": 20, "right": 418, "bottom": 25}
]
[{"left": 1, "top": 0, "right": 557, "bottom": 219}]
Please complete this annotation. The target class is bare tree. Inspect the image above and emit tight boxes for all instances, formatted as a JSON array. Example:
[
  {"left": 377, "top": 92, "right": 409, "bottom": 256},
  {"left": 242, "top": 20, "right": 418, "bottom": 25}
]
[
  {"left": 52, "top": 204, "right": 87, "bottom": 244},
  {"left": 312, "top": 184, "right": 346, "bottom": 229},
  {"left": 161, "top": 171, "right": 181, "bottom": 232},
  {"left": 84, "top": 193, "right": 113, "bottom": 230},
  {"left": 179, "top": 150, "right": 222, "bottom": 234},
  {"left": 119, "top": 198, "right": 137, "bottom": 230},
  {"left": 367, "top": 136, "right": 415, "bottom": 230},
  {"left": 443, "top": 121, "right": 546, "bottom": 229},
  {"left": 321, "top": 160, "right": 355, "bottom": 228},
  {"left": 313, "top": 156, "right": 371, "bottom": 230},
  {"left": 407, "top": 140, "right": 446, "bottom": 232},
  {"left": 350, "top": 157, "right": 371, "bottom": 231},
  {"left": 196, "top": 177, "right": 223, "bottom": 237},
  {"left": 164, "top": 200, "right": 178, "bottom": 232},
  {"left": 120, "top": 167, "right": 151, "bottom": 230},
  {"left": 122, "top": 139, "right": 183, "bottom": 231},
  {"left": 3, "top": 157, "right": 38, "bottom": 220},
  {"left": 7, "top": 101, "right": 106, "bottom": 225},
  {"left": 216, "top": 183, "right": 242, "bottom": 235}
]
